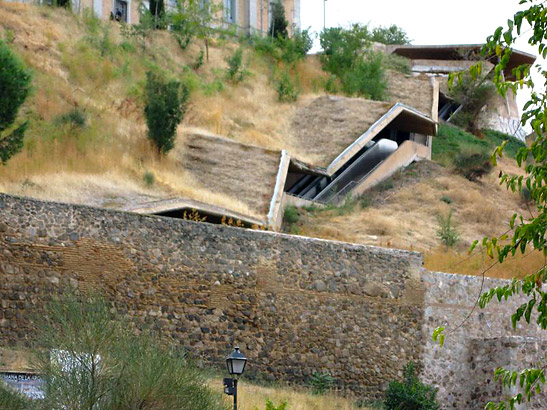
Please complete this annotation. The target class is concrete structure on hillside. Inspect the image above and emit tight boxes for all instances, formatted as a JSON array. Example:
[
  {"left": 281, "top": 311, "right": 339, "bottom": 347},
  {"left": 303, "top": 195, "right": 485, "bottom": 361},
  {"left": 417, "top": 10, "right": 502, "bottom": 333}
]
[
  {"left": 130, "top": 69, "right": 439, "bottom": 229},
  {"left": 388, "top": 44, "right": 536, "bottom": 140},
  {"left": 126, "top": 44, "right": 534, "bottom": 231}
]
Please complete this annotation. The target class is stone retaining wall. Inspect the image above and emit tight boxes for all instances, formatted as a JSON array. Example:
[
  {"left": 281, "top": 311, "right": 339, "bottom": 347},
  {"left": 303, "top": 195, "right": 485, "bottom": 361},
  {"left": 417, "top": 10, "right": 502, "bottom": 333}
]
[{"left": 0, "top": 193, "right": 545, "bottom": 407}]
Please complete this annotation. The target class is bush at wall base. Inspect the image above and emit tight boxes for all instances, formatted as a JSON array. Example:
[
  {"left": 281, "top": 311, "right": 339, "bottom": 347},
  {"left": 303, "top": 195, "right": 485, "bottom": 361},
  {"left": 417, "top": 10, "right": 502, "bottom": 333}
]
[{"left": 384, "top": 362, "right": 440, "bottom": 410}]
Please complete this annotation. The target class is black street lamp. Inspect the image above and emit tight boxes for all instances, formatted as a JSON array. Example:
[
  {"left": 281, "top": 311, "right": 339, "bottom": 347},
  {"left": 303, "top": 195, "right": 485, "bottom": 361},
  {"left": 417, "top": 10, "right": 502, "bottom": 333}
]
[{"left": 223, "top": 346, "right": 247, "bottom": 410}]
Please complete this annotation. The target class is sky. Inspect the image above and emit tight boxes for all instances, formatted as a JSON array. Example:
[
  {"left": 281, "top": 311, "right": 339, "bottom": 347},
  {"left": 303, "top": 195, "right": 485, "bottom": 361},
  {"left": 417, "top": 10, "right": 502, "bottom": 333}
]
[{"left": 300, "top": 0, "right": 544, "bottom": 125}]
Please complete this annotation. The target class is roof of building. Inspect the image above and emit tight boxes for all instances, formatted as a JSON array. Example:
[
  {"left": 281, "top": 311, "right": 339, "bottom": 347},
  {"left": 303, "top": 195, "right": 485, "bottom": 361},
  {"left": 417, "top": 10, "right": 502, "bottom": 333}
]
[
  {"left": 177, "top": 132, "right": 283, "bottom": 219},
  {"left": 389, "top": 44, "right": 536, "bottom": 80},
  {"left": 386, "top": 70, "right": 436, "bottom": 118},
  {"left": 124, "top": 197, "right": 266, "bottom": 227}
]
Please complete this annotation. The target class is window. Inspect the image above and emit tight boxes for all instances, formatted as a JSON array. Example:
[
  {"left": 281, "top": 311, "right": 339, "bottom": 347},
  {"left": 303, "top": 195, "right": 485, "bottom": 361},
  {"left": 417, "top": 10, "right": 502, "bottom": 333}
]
[
  {"left": 224, "top": 0, "right": 236, "bottom": 23},
  {"left": 114, "top": 0, "right": 128, "bottom": 22}
]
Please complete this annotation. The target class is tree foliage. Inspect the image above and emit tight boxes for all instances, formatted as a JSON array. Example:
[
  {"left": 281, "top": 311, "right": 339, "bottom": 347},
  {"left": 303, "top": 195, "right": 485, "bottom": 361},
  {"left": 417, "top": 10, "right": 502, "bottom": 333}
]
[
  {"left": 270, "top": 0, "right": 289, "bottom": 39},
  {"left": 435, "top": 2, "right": 547, "bottom": 408},
  {"left": 371, "top": 24, "right": 411, "bottom": 45},
  {"left": 448, "top": 68, "right": 496, "bottom": 132},
  {"left": 144, "top": 71, "right": 189, "bottom": 154},
  {"left": 319, "top": 24, "right": 387, "bottom": 100},
  {"left": 170, "top": 0, "right": 221, "bottom": 57},
  {"left": 0, "top": 40, "right": 31, "bottom": 165}
]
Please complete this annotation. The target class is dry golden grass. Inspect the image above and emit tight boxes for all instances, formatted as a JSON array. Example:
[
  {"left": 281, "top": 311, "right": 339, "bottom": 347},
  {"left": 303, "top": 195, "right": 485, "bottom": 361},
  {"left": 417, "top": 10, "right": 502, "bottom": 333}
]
[
  {"left": 295, "top": 159, "right": 538, "bottom": 278},
  {"left": 215, "top": 380, "right": 365, "bottom": 410},
  {"left": 424, "top": 247, "right": 546, "bottom": 279}
]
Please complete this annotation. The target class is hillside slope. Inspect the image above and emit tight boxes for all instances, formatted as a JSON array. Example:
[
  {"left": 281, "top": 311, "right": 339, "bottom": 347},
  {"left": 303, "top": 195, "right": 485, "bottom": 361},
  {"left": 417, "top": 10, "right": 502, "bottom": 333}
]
[
  {"left": 1, "top": 3, "right": 539, "bottom": 278},
  {"left": 0, "top": 2, "right": 326, "bottom": 214}
]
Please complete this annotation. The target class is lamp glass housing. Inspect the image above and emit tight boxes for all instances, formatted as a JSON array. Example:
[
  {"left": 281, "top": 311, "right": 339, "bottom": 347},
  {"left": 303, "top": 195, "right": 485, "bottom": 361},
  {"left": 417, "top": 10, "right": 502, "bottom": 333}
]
[{"left": 226, "top": 347, "right": 247, "bottom": 376}]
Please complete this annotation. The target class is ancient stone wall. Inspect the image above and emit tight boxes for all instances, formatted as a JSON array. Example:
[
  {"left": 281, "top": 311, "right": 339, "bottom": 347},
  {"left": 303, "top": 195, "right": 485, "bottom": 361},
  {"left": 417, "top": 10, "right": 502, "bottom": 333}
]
[
  {"left": 421, "top": 272, "right": 546, "bottom": 409},
  {"left": 0, "top": 193, "right": 545, "bottom": 407}
]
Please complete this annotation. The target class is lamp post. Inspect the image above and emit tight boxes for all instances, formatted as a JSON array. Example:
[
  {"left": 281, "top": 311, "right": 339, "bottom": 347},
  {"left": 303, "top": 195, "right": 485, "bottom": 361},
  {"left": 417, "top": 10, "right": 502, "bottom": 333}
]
[
  {"left": 323, "top": 0, "right": 327, "bottom": 30},
  {"left": 223, "top": 346, "right": 247, "bottom": 410}
]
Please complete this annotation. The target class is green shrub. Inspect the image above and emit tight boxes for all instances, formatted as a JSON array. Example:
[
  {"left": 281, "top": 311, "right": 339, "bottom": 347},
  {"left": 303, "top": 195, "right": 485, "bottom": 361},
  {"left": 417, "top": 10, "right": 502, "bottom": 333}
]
[
  {"left": 324, "top": 75, "right": 339, "bottom": 94},
  {"left": 284, "top": 205, "right": 300, "bottom": 224},
  {"left": 226, "top": 48, "right": 248, "bottom": 83},
  {"left": 327, "top": 195, "right": 358, "bottom": 216},
  {"left": 320, "top": 24, "right": 372, "bottom": 77},
  {"left": 4, "top": 29, "right": 15, "bottom": 44},
  {"left": 201, "top": 79, "right": 225, "bottom": 96},
  {"left": 34, "top": 291, "right": 228, "bottom": 410},
  {"left": 340, "top": 52, "right": 387, "bottom": 99},
  {"left": 432, "top": 124, "right": 490, "bottom": 167},
  {"left": 385, "top": 53, "right": 412, "bottom": 74},
  {"left": 193, "top": 49, "right": 205, "bottom": 70},
  {"left": 360, "top": 196, "right": 372, "bottom": 208},
  {"left": 0, "top": 382, "right": 36, "bottom": 410},
  {"left": 384, "top": 362, "right": 439, "bottom": 410},
  {"left": 0, "top": 40, "right": 32, "bottom": 165},
  {"left": 143, "top": 171, "right": 155, "bottom": 187},
  {"left": 436, "top": 209, "right": 460, "bottom": 248},
  {"left": 453, "top": 149, "right": 493, "bottom": 181},
  {"left": 375, "top": 178, "right": 394, "bottom": 192},
  {"left": 252, "top": 36, "right": 281, "bottom": 59},
  {"left": 85, "top": 25, "right": 115, "bottom": 57},
  {"left": 440, "top": 195, "right": 452, "bottom": 204},
  {"left": 144, "top": 71, "right": 190, "bottom": 154},
  {"left": 278, "top": 29, "right": 313, "bottom": 64},
  {"left": 371, "top": 25, "right": 411, "bottom": 45},
  {"left": 55, "top": 108, "right": 87, "bottom": 128},
  {"left": 119, "top": 39, "right": 136, "bottom": 53},
  {"left": 276, "top": 70, "right": 299, "bottom": 102},
  {"left": 319, "top": 25, "right": 387, "bottom": 100},
  {"left": 254, "top": 400, "right": 288, "bottom": 410},
  {"left": 309, "top": 371, "right": 335, "bottom": 395}
]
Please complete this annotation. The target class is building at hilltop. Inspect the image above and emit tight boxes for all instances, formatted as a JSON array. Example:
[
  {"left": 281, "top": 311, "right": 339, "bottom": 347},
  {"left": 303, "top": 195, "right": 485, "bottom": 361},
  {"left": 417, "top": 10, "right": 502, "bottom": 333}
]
[{"left": 55, "top": 0, "right": 300, "bottom": 35}]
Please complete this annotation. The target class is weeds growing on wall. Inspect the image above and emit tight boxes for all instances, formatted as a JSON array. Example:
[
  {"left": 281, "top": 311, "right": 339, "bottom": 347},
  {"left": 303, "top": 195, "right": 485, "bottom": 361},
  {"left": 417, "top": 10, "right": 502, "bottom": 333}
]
[
  {"left": 384, "top": 362, "right": 439, "bottom": 410},
  {"left": 309, "top": 371, "right": 335, "bottom": 395}
]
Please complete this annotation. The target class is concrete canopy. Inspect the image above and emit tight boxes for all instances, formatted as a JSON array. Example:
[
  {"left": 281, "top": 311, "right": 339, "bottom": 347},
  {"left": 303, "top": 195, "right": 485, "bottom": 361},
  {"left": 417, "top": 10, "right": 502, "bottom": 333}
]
[{"left": 389, "top": 44, "right": 536, "bottom": 80}]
